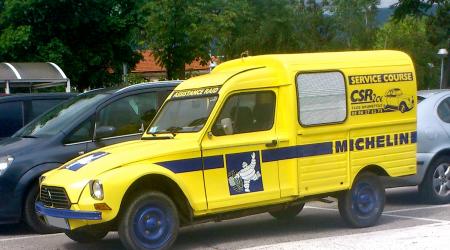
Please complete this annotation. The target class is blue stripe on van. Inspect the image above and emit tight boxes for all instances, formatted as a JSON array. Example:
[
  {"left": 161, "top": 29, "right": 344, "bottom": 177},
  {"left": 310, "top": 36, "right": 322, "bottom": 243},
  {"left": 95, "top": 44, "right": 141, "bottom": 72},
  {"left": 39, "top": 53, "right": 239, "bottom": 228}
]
[
  {"left": 156, "top": 155, "right": 224, "bottom": 173},
  {"left": 156, "top": 158, "right": 203, "bottom": 173},
  {"left": 203, "top": 155, "right": 224, "bottom": 170},
  {"left": 261, "top": 142, "right": 333, "bottom": 163}
]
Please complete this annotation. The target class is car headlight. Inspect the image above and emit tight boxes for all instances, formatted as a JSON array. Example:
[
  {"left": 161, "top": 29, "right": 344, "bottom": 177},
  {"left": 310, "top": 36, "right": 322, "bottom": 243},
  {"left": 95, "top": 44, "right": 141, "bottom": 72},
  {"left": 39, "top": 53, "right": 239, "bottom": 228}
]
[
  {"left": 0, "top": 155, "right": 14, "bottom": 176},
  {"left": 90, "top": 180, "right": 104, "bottom": 200}
]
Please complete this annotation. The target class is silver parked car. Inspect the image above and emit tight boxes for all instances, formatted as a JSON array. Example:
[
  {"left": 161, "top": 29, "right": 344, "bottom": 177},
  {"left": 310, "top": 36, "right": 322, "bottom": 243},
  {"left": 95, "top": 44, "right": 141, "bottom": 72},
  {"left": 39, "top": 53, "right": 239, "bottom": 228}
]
[{"left": 389, "top": 89, "right": 450, "bottom": 203}]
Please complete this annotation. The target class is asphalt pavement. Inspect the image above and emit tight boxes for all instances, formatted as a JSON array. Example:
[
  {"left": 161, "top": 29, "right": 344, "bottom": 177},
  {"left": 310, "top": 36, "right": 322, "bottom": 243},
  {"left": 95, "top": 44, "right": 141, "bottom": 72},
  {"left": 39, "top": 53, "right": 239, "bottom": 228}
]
[{"left": 1, "top": 186, "right": 449, "bottom": 250}]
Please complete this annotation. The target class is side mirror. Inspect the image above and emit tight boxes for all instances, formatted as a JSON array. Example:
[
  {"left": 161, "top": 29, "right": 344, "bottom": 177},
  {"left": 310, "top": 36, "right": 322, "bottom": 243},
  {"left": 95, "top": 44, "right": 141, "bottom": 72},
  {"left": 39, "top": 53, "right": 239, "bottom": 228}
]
[{"left": 95, "top": 126, "right": 116, "bottom": 139}]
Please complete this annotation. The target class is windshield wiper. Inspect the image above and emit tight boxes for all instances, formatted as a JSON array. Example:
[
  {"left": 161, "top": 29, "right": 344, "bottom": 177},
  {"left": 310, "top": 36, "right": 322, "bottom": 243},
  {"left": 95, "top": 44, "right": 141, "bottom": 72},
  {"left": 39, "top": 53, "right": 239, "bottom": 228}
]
[
  {"left": 142, "top": 136, "right": 174, "bottom": 140},
  {"left": 165, "top": 126, "right": 183, "bottom": 137}
]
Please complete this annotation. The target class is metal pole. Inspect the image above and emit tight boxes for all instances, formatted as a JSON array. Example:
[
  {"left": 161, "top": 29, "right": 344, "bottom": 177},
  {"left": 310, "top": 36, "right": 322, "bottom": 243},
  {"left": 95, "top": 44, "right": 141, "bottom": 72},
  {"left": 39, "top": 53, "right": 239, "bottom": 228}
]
[
  {"left": 440, "top": 57, "right": 445, "bottom": 89},
  {"left": 5, "top": 80, "right": 10, "bottom": 94},
  {"left": 66, "top": 79, "right": 71, "bottom": 93}
]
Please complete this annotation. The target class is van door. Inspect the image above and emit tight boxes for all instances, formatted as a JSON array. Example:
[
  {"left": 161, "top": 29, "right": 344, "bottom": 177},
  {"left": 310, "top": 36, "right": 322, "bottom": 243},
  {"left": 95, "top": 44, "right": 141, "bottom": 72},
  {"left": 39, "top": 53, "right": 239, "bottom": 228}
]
[
  {"left": 296, "top": 71, "right": 350, "bottom": 196},
  {"left": 201, "top": 89, "right": 280, "bottom": 210}
]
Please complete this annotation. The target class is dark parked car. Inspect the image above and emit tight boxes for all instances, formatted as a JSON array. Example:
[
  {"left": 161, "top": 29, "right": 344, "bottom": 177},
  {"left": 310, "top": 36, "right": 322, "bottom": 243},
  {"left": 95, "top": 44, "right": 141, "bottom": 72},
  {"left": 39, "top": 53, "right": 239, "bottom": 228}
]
[
  {"left": 0, "top": 81, "right": 179, "bottom": 233},
  {"left": 0, "top": 93, "right": 75, "bottom": 139}
]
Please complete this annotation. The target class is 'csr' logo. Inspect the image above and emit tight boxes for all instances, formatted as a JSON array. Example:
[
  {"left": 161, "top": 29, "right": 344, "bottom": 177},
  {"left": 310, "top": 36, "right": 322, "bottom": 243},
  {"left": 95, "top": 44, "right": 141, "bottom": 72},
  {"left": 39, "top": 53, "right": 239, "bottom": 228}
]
[{"left": 350, "top": 89, "right": 383, "bottom": 103}]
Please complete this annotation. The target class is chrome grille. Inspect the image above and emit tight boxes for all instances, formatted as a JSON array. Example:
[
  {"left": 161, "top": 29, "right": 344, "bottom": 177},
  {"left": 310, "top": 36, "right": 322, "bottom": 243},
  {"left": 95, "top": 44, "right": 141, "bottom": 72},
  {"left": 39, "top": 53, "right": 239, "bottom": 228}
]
[{"left": 40, "top": 186, "right": 71, "bottom": 209}]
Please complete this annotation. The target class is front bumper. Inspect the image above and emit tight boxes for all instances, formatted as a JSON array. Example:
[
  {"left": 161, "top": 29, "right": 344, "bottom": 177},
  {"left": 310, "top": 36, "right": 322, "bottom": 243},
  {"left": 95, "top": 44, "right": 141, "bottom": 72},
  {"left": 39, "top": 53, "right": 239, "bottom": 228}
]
[{"left": 35, "top": 202, "right": 102, "bottom": 220}]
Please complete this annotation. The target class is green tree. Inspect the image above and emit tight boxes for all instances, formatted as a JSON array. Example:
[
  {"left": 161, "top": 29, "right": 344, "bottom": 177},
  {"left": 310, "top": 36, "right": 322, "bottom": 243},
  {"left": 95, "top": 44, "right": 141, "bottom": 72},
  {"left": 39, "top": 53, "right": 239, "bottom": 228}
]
[
  {"left": 142, "top": 0, "right": 223, "bottom": 80},
  {"left": 374, "top": 16, "right": 440, "bottom": 89},
  {"left": 0, "top": 0, "right": 141, "bottom": 90},
  {"left": 326, "top": 0, "right": 380, "bottom": 50},
  {"left": 218, "top": 0, "right": 336, "bottom": 59}
]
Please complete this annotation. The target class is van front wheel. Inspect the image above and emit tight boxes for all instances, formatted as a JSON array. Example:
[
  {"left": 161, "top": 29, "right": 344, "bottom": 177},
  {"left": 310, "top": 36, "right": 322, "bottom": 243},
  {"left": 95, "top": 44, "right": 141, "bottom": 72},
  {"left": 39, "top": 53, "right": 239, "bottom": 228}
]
[
  {"left": 119, "top": 191, "right": 179, "bottom": 250},
  {"left": 338, "top": 172, "right": 385, "bottom": 228}
]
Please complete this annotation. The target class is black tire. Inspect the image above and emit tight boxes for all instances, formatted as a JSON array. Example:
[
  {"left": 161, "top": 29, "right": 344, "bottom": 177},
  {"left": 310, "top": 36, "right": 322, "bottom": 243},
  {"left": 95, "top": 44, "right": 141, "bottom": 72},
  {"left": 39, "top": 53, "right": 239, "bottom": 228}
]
[
  {"left": 419, "top": 156, "right": 450, "bottom": 204},
  {"left": 119, "top": 191, "right": 179, "bottom": 250},
  {"left": 338, "top": 172, "right": 385, "bottom": 228},
  {"left": 23, "top": 183, "right": 61, "bottom": 234},
  {"left": 269, "top": 203, "right": 305, "bottom": 220},
  {"left": 65, "top": 228, "right": 108, "bottom": 243},
  {"left": 399, "top": 102, "right": 408, "bottom": 113}
]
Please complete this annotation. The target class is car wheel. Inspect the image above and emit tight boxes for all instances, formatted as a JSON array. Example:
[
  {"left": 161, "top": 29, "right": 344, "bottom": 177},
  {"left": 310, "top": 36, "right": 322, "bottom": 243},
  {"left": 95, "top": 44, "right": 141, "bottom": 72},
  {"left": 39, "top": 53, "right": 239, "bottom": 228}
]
[
  {"left": 65, "top": 228, "right": 108, "bottom": 243},
  {"left": 419, "top": 156, "right": 450, "bottom": 204},
  {"left": 269, "top": 203, "right": 305, "bottom": 220},
  {"left": 23, "top": 183, "right": 61, "bottom": 234},
  {"left": 119, "top": 191, "right": 179, "bottom": 250},
  {"left": 338, "top": 172, "right": 385, "bottom": 228},
  {"left": 399, "top": 102, "right": 408, "bottom": 113}
]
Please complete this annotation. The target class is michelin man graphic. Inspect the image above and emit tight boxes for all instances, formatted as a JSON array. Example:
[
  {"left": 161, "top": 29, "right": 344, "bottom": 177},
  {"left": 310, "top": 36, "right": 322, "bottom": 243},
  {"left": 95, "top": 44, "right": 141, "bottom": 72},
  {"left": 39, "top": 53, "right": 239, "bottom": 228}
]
[{"left": 228, "top": 152, "right": 262, "bottom": 193}]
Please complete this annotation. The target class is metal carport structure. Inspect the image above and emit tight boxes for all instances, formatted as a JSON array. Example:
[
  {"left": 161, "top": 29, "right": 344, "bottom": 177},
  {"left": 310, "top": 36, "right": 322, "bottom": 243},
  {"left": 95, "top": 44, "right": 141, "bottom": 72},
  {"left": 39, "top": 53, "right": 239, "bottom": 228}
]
[{"left": 0, "top": 62, "right": 71, "bottom": 94}]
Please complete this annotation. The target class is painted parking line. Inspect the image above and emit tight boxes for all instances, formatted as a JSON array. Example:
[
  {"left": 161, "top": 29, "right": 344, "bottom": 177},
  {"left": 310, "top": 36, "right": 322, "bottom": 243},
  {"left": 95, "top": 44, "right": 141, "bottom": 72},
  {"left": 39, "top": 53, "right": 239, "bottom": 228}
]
[
  {"left": 241, "top": 222, "right": 450, "bottom": 250},
  {"left": 305, "top": 205, "right": 450, "bottom": 223},
  {"left": 383, "top": 203, "right": 450, "bottom": 213},
  {"left": 0, "top": 233, "right": 64, "bottom": 242}
]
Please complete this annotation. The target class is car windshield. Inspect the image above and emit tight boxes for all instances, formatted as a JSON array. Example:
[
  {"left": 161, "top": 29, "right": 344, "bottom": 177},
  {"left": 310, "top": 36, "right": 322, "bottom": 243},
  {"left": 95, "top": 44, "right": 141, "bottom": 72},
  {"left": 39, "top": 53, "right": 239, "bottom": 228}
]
[
  {"left": 148, "top": 95, "right": 218, "bottom": 134},
  {"left": 14, "top": 91, "right": 110, "bottom": 138}
]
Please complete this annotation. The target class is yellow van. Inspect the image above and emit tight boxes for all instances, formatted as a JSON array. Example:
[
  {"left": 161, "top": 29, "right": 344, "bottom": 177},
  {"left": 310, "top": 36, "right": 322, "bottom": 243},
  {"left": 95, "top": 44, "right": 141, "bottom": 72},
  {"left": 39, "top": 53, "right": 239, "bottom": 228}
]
[{"left": 37, "top": 50, "right": 417, "bottom": 250}]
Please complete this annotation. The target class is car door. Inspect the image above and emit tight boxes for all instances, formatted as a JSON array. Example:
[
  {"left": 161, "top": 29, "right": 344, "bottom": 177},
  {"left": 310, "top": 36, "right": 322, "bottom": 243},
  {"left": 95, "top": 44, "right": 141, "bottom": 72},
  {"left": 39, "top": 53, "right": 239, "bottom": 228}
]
[
  {"left": 86, "top": 90, "right": 169, "bottom": 151},
  {"left": 201, "top": 89, "right": 280, "bottom": 210}
]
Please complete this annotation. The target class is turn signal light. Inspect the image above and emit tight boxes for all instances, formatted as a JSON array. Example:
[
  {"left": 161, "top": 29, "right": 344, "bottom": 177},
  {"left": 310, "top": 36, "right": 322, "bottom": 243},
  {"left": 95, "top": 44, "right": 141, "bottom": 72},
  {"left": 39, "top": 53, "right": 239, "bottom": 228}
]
[{"left": 94, "top": 203, "right": 112, "bottom": 210}]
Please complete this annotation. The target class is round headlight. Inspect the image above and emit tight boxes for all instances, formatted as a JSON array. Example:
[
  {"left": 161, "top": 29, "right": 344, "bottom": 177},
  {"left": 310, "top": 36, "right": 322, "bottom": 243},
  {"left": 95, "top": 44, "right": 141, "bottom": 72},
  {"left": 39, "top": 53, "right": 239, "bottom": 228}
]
[{"left": 90, "top": 180, "right": 104, "bottom": 200}]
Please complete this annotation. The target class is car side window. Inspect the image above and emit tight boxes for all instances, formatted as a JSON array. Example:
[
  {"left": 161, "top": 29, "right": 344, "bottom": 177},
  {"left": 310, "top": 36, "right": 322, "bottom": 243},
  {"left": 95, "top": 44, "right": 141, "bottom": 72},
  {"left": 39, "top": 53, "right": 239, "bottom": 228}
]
[
  {"left": 437, "top": 97, "right": 450, "bottom": 123},
  {"left": 96, "top": 92, "right": 161, "bottom": 139},
  {"left": 0, "top": 101, "right": 24, "bottom": 137},
  {"left": 212, "top": 91, "right": 275, "bottom": 136},
  {"left": 64, "top": 117, "right": 94, "bottom": 144}
]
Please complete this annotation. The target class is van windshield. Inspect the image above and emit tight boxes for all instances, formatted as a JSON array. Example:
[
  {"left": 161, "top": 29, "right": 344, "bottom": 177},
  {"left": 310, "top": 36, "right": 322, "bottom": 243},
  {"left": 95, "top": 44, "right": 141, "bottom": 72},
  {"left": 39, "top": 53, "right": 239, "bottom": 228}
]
[
  {"left": 14, "top": 91, "right": 109, "bottom": 138},
  {"left": 148, "top": 96, "right": 218, "bottom": 134}
]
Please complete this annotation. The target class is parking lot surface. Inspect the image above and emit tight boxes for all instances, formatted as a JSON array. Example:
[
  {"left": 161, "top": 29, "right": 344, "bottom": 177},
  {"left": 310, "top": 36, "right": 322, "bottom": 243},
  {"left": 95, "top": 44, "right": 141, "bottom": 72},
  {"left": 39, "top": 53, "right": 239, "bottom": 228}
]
[{"left": 1, "top": 186, "right": 449, "bottom": 250}]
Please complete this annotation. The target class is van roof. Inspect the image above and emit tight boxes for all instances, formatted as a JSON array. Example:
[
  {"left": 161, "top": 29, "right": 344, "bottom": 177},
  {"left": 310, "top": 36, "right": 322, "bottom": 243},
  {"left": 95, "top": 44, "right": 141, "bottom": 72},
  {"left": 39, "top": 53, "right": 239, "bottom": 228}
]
[{"left": 176, "top": 50, "right": 413, "bottom": 91}]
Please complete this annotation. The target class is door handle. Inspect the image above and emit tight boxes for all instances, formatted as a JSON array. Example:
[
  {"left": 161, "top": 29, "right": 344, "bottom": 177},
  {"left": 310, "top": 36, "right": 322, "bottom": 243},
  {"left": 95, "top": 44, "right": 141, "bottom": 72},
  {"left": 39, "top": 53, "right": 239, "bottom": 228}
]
[
  {"left": 265, "top": 139, "right": 278, "bottom": 147},
  {"left": 78, "top": 151, "right": 85, "bottom": 156}
]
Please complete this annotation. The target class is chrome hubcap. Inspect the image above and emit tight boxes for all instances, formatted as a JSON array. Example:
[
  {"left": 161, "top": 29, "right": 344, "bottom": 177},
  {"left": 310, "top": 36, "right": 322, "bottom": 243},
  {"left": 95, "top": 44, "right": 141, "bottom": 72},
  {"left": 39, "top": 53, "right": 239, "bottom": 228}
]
[{"left": 433, "top": 164, "right": 450, "bottom": 197}]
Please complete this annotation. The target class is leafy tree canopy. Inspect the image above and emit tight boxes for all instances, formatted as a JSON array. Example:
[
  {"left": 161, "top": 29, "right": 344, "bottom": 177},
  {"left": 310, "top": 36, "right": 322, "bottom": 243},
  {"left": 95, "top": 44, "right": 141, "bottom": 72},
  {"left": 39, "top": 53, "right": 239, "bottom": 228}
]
[
  {"left": 374, "top": 16, "right": 441, "bottom": 89},
  {"left": 0, "top": 0, "right": 142, "bottom": 90}
]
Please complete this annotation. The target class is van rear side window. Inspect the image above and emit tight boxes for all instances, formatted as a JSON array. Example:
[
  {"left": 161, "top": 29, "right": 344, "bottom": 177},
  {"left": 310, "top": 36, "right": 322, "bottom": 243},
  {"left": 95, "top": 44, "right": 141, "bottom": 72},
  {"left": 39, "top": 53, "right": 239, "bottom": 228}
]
[{"left": 296, "top": 72, "right": 346, "bottom": 126}]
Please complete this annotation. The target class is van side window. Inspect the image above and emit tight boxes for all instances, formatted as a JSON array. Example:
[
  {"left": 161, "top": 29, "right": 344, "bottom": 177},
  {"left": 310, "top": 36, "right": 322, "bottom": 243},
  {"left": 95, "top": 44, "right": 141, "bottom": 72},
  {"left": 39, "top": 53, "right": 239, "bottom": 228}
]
[
  {"left": 296, "top": 72, "right": 346, "bottom": 126},
  {"left": 212, "top": 91, "right": 275, "bottom": 136}
]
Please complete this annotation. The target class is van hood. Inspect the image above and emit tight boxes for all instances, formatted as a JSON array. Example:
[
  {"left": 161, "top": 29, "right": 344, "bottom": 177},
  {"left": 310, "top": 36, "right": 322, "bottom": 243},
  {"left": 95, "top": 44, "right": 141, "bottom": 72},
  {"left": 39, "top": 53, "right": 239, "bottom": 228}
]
[{"left": 43, "top": 138, "right": 201, "bottom": 202}]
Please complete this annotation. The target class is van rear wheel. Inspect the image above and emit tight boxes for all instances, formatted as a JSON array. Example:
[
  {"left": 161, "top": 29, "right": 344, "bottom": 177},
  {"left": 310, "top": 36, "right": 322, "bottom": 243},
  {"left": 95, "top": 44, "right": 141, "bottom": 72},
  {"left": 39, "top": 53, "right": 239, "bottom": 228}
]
[
  {"left": 269, "top": 203, "right": 305, "bottom": 220},
  {"left": 119, "top": 191, "right": 179, "bottom": 250},
  {"left": 338, "top": 172, "right": 385, "bottom": 228}
]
